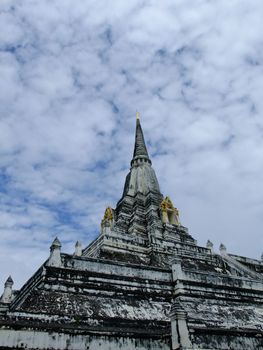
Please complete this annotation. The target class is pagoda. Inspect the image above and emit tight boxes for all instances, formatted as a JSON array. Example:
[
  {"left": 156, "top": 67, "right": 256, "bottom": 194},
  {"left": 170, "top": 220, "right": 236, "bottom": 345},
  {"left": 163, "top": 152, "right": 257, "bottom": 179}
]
[{"left": 0, "top": 116, "right": 262, "bottom": 349}]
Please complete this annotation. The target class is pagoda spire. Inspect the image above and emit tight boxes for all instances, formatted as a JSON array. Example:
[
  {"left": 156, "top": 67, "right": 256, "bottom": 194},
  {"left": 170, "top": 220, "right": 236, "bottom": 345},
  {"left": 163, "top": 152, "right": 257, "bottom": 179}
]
[
  {"left": 118, "top": 114, "right": 161, "bottom": 198},
  {"left": 131, "top": 113, "right": 151, "bottom": 166}
]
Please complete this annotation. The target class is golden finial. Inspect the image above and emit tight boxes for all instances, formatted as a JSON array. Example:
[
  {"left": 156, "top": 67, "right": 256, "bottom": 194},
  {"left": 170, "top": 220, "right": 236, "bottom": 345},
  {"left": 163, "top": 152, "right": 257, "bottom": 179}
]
[{"left": 136, "top": 111, "right": 140, "bottom": 120}]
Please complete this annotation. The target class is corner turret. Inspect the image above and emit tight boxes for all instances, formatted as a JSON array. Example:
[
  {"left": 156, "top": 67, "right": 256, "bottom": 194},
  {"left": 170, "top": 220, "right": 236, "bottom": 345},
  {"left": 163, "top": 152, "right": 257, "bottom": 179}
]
[{"left": 1, "top": 276, "right": 14, "bottom": 304}]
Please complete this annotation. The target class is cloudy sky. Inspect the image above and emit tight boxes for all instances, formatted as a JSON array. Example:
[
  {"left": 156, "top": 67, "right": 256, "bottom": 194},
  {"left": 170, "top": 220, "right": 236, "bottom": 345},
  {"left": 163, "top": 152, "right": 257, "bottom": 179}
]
[{"left": 0, "top": 0, "right": 263, "bottom": 289}]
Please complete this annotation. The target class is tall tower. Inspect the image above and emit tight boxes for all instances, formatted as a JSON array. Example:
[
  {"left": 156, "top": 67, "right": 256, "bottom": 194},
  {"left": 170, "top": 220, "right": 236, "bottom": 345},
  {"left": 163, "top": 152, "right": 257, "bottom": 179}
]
[{"left": 83, "top": 115, "right": 195, "bottom": 265}]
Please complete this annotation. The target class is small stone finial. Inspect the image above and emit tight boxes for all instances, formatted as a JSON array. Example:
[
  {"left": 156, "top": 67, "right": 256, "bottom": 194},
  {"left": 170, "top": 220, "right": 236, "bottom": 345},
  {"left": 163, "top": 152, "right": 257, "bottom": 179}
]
[
  {"left": 206, "top": 240, "right": 214, "bottom": 252},
  {"left": 219, "top": 243, "right": 227, "bottom": 255},
  {"left": 74, "top": 241, "right": 82, "bottom": 257},
  {"left": 5, "top": 276, "right": 14, "bottom": 286},
  {"left": 50, "top": 237, "right": 61, "bottom": 249},
  {"left": 1, "top": 276, "right": 14, "bottom": 303},
  {"left": 47, "top": 237, "right": 62, "bottom": 267},
  {"left": 136, "top": 111, "right": 140, "bottom": 120}
]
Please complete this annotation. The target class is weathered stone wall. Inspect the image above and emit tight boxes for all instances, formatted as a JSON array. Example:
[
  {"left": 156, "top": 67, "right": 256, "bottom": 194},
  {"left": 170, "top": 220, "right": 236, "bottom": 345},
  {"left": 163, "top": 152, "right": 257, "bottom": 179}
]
[
  {"left": 0, "top": 257, "right": 172, "bottom": 349},
  {"left": 194, "top": 333, "right": 263, "bottom": 350},
  {"left": 0, "top": 329, "right": 171, "bottom": 350},
  {"left": 171, "top": 255, "right": 263, "bottom": 349}
]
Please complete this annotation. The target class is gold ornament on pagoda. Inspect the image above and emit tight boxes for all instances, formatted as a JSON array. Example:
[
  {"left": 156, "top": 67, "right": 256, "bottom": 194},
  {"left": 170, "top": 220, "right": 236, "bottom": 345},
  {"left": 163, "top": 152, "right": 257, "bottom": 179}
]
[
  {"left": 101, "top": 207, "right": 114, "bottom": 229},
  {"left": 160, "top": 196, "right": 180, "bottom": 225}
]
